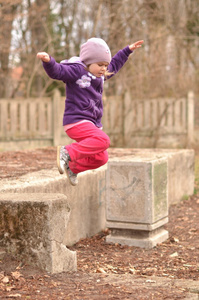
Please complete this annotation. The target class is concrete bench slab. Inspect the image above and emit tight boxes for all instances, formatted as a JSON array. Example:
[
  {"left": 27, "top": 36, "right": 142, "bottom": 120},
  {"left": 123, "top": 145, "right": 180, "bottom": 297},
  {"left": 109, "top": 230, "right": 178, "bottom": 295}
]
[
  {"left": 0, "top": 193, "right": 77, "bottom": 273},
  {"left": 0, "top": 148, "right": 195, "bottom": 253},
  {"left": 108, "top": 148, "right": 195, "bottom": 205},
  {"left": 106, "top": 156, "right": 169, "bottom": 249},
  {"left": 0, "top": 166, "right": 107, "bottom": 247}
]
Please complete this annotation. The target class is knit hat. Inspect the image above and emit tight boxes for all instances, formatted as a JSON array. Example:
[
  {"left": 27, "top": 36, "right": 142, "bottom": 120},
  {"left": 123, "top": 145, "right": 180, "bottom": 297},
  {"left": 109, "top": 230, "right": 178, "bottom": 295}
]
[{"left": 80, "top": 37, "right": 111, "bottom": 65}]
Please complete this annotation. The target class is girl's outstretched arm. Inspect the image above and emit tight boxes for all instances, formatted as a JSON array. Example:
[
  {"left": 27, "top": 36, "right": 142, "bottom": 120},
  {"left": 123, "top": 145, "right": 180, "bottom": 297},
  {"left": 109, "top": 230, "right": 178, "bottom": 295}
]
[
  {"left": 37, "top": 51, "right": 80, "bottom": 82},
  {"left": 129, "top": 40, "right": 144, "bottom": 51},
  {"left": 37, "top": 52, "right": 50, "bottom": 62},
  {"left": 107, "top": 40, "right": 144, "bottom": 78}
]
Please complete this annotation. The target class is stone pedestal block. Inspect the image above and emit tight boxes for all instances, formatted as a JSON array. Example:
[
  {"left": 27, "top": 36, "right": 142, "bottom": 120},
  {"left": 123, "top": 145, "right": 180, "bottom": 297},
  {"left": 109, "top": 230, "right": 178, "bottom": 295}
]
[
  {"left": 0, "top": 193, "right": 77, "bottom": 273},
  {"left": 106, "top": 156, "right": 169, "bottom": 249}
]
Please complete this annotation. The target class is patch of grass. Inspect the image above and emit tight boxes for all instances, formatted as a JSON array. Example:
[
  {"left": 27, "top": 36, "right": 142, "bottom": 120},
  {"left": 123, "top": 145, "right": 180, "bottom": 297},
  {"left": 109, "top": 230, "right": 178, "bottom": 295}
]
[
  {"left": 194, "top": 152, "right": 199, "bottom": 194},
  {"left": 181, "top": 194, "right": 189, "bottom": 201}
]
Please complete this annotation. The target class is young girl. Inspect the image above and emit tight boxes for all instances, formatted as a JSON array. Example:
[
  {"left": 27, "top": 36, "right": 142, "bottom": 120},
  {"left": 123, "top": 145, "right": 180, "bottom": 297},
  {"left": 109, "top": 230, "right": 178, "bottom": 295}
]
[{"left": 37, "top": 38, "right": 143, "bottom": 186}]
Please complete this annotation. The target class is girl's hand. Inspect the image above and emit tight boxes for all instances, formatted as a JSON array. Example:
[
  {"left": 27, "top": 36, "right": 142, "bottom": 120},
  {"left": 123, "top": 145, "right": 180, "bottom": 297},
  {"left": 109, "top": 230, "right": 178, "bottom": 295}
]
[
  {"left": 37, "top": 52, "right": 50, "bottom": 62},
  {"left": 129, "top": 40, "right": 144, "bottom": 51}
]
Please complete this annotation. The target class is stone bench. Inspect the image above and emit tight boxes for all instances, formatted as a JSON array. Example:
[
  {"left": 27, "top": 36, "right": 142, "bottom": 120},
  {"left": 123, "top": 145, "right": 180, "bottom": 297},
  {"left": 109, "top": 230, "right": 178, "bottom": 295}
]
[
  {"left": 108, "top": 148, "right": 195, "bottom": 205},
  {"left": 106, "top": 149, "right": 195, "bottom": 249},
  {"left": 0, "top": 149, "right": 195, "bottom": 271},
  {"left": 106, "top": 156, "right": 169, "bottom": 249},
  {"left": 0, "top": 167, "right": 107, "bottom": 248},
  {"left": 0, "top": 193, "right": 77, "bottom": 273}
]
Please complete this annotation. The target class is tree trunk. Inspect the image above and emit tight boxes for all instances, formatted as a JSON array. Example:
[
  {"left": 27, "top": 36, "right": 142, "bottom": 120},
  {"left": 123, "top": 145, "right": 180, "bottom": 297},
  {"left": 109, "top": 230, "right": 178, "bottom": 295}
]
[{"left": 0, "top": 1, "right": 20, "bottom": 98}]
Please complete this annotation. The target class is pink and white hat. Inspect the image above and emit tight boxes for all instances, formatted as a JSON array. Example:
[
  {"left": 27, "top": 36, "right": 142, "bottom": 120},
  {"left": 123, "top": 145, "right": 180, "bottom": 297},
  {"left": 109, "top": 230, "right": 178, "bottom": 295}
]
[{"left": 80, "top": 37, "right": 111, "bottom": 65}]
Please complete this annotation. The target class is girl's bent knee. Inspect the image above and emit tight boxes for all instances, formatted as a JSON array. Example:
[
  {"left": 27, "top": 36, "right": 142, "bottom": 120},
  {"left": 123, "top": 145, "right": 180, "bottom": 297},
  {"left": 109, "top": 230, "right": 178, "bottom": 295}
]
[
  {"left": 106, "top": 136, "right": 111, "bottom": 148},
  {"left": 104, "top": 151, "right": 109, "bottom": 164},
  {"left": 99, "top": 151, "right": 109, "bottom": 167},
  {"left": 99, "top": 132, "right": 110, "bottom": 149}
]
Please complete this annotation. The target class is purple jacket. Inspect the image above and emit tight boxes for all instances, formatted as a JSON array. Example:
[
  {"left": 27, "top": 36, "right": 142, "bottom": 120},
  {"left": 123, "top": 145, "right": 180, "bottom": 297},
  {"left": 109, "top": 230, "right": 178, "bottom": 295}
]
[{"left": 43, "top": 46, "right": 133, "bottom": 127}]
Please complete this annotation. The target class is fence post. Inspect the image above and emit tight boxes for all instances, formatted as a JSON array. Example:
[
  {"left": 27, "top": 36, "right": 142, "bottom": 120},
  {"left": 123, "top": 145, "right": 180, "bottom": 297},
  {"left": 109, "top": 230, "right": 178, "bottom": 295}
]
[
  {"left": 187, "top": 91, "right": 194, "bottom": 145},
  {"left": 52, "top": 89, "right": 61, "bottom": 146}
]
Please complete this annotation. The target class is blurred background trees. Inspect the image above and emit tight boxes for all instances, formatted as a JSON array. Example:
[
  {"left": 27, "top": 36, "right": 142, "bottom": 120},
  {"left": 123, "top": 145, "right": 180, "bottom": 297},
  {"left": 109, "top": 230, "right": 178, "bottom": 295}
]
[{"left": 0, "top": 0, "right": 199, "bottom": 99}]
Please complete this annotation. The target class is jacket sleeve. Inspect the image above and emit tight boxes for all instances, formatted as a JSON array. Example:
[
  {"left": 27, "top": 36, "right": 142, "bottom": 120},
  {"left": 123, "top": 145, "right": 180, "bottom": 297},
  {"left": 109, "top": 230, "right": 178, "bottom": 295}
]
[
  {"left": 42, "top": 57, "right": 80, "bottom": 83},
  {"left": 106, "top": 46, "right": 133, "bottom": 79}
]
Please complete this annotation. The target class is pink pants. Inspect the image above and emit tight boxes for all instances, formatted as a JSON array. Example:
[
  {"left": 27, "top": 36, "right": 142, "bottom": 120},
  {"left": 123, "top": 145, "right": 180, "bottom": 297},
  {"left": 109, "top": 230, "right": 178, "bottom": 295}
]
[{"left": 65, "top": 122, "right": 110, "bottom": 174}]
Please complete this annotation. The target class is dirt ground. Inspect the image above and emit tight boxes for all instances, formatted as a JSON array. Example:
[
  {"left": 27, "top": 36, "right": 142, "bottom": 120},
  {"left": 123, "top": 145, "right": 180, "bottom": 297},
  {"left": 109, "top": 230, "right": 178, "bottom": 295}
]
[{"left": 0, "top": 147, "right": 199, "bottom": 299}]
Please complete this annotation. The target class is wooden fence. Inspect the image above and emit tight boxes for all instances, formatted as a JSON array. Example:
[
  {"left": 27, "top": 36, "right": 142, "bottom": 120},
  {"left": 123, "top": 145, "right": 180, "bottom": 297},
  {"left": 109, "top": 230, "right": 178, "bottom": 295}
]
[
  {"left": 103, "top": 91, "right": 194, "bottom": 148},
  {"left": 0, "top": 90, "right": 194, "bottom": 150},
  {"left": 0, "top": 90, "right": 64, "bottom": 150}
]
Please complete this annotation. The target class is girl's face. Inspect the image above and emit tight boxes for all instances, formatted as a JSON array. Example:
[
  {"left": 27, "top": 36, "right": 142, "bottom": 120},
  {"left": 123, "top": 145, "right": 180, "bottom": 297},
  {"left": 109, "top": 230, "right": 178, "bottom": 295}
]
[{"left": 88, "top": 62, "right": 109, "bottom": 77}]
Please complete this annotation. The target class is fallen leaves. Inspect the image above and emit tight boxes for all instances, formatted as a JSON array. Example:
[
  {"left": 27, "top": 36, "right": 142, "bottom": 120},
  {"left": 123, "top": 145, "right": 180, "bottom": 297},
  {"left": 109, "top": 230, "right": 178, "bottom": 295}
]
[
  {"left": 0, "top": 148, "right": 57, "bottom": 179},
  {"left": 169, "top": 252, "right": 179, "bottom": 258},
  {"left": 69, "top": 193, "right": 199, "bottom": 281},
  {"left": 6, "top": 294, "right": 21, "bottom": 298},
  {"left": 0, "top": 149, "right": 199, "bottom": 299},
  {"left": 2, "top": 276, "right": 9, "bottom": 284},
  {"left": 170, "top": 237, "right": 179, "bottom": 243},
  {"left": 129, "top": 267, "right": 136, "bottom": 274},
  {"left": 11, "top": 271, "right": 23, "bottom": 281}
]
